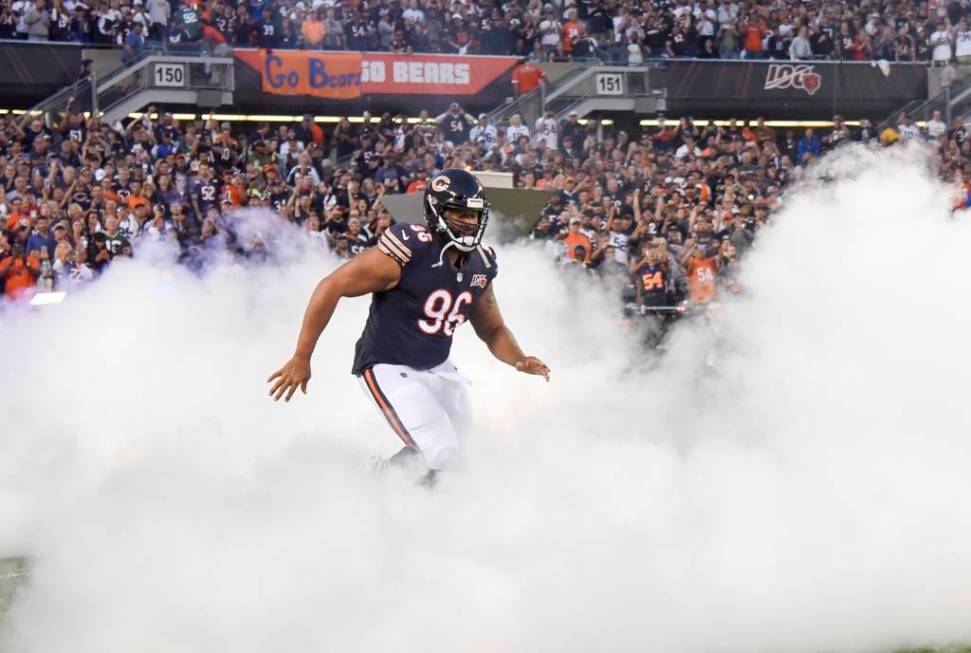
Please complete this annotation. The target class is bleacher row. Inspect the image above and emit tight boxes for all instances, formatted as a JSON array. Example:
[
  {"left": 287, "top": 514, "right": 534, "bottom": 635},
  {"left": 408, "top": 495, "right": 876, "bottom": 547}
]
[
  {"left": 0, "top": 0, "right": 966, "bottom": 308},
  {"left": 3, "top": 0, "right": 971, "bottom": 63}
]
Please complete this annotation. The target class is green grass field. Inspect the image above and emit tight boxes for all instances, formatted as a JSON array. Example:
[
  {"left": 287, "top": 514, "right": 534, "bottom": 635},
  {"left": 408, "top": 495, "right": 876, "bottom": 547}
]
[
  {"left": 0, "top": 555, "right": 967, "bottom": 652},
  {"left": 0, "top": 557, "right": 28, "bottom": 628}
]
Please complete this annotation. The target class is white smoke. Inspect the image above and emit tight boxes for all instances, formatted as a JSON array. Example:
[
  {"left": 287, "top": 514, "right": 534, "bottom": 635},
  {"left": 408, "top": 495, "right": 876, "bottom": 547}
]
[{"left": 1, "top": 144, "right": 971, "bottom": 653}]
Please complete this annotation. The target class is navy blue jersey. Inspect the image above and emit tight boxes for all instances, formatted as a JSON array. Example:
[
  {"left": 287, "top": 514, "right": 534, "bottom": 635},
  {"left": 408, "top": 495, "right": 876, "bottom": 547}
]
[
  {"left": 352, "top": 223, "right": 498, "bottom": 375},
  {"left": 637, "top": 261, "right": 669, "bottom": 306}
]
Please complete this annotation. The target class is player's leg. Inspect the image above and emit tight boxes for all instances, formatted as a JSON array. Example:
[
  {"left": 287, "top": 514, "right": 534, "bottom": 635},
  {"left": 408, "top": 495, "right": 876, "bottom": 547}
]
[
  {"left": 432, "top": 360, "right": 474, "bottom": 439},
  {"left": 359, "top": 365, "right": 461, "bottom": 471}
]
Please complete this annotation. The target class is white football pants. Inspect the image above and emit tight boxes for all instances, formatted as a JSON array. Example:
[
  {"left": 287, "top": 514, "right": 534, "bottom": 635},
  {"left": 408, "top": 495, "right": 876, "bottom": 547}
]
[{"left": 358, "top": 359, "right": 473, "bottom": 471}]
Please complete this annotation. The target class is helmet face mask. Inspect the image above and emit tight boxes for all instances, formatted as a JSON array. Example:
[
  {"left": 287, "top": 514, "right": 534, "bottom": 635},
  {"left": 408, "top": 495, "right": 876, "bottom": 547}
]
[{"left": 424, "top": 169, "right": 490, "bottom": 252}]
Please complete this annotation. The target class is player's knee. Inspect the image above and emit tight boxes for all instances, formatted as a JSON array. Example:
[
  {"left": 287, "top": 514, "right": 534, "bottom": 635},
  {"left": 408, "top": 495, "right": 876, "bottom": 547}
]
[
  {"left": 408, "top": 412, "right": 460, "bottom": 470},
  {"left": 425, "top": 444, "right": 460, "bottom": 471}
]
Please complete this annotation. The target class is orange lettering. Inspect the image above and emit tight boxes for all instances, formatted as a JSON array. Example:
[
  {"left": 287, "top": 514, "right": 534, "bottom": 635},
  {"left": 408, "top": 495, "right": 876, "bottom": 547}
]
[{"left": 641, "top": 271, "right": 664, "bottom": 290}]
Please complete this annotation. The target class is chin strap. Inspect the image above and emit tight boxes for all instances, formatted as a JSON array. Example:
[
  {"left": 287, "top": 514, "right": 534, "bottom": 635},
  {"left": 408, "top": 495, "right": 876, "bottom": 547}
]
[{"left": 431, "top": 239, "right": 458, "bottom": 268}]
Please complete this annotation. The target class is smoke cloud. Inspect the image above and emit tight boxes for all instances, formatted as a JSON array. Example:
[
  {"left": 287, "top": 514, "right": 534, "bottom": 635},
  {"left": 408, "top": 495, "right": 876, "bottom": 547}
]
[{"left": 1, "top": 145, "right": 970, "bottom": 653}]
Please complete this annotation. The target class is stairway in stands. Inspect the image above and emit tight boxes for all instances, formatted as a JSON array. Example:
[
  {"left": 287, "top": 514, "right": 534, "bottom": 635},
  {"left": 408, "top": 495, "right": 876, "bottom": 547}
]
[{"left": 29, "top": 49, "right": 234, "bottom": 126}]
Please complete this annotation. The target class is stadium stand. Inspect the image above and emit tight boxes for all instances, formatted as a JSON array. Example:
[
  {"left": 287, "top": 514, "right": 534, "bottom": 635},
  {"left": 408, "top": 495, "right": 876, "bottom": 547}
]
[
  {"left": 0, "top": 97, "right": 949, "bottom": 308},
  {"left": 0, "top": 0, "right": 965, "bottom": 313},
  {"left": 1, "top": 0, "right": 968, "bottom": 63}
]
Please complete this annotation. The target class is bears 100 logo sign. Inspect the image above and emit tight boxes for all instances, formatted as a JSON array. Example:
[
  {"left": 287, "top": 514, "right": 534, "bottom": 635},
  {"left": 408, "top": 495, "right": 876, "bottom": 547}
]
[{"left": 764, "top": 64, "right": 822, "bottom": 96}]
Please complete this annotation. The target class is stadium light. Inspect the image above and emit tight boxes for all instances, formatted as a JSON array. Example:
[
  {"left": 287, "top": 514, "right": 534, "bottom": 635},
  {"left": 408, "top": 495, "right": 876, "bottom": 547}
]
[
  {"left": 121, "top": 112, "right": 442, "bottom": 123},
  {"left": 639, "top": 119, "right": 862, "bottom": 128}
]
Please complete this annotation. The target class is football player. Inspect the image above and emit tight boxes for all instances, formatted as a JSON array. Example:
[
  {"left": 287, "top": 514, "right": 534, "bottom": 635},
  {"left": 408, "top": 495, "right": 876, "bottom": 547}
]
[{"left": 268, "top": 169, "right": 550, "bottom": 483}]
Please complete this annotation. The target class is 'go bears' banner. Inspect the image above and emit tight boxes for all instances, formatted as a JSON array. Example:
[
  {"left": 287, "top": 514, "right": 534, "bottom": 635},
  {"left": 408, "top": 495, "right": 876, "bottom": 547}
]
[
  {"left": 359, "top": 52, "right": 518, "bottom": 95},
  {"left": 234, "top": 50, "right": 519, "bottom": 98},
  {"left": 258, "top": 50, "right": 363, "bottom": 99}
]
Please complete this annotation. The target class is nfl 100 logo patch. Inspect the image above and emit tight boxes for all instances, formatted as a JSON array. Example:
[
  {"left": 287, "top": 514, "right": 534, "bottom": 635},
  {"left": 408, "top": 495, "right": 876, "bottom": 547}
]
[{"left": 470, "top": 274, "right": 489, "bottom": 289}]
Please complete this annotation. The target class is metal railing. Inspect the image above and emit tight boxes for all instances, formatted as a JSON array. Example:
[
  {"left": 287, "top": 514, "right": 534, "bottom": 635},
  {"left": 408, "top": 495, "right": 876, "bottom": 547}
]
[
  {"left": 482, "top": 60, "right": 665, "bottom": 128},
  {"left": 96, "top": 54, "right": 234, "bottom": 122},
  {"left": 546, "top": 95, "right": 587, "bottom": 117},
  {"left": 25, "top": 42, "right": 230, "bottom": 127},
  {"left": 485, "top": 83, "right": 549, "bottom": 129},
  {"left": 947, "top": 85, "right": 971, "bottom": 123},
  {"left": 483, "top": 63, "right": 597, "bottom": 128},
  {"left": 876, "top": 79, "right": 969, "bottom": 134},
  {"left": 27, "top": 77, "right": 94, "bottom": 120}
]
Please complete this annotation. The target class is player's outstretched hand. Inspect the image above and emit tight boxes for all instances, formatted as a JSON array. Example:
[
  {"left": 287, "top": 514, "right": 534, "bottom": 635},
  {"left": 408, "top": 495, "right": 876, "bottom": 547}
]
[
  {"left": 267, "top": 356, "right": 311, "bottom": 402},
  {"left": 515, "top": 356, "right": 551, "bottom": 382}
]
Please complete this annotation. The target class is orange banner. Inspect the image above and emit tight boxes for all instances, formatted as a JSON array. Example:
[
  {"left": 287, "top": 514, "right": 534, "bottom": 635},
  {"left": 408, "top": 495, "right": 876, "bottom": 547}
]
[
  {"left": 259, "top": 50, "right": 363, "bottom": 100},
  {"left": 235, "top": 50, "right": 518, "bottom": 98},
  {"left": 359, "top": 53, "right": 518, "bottom": 95}
]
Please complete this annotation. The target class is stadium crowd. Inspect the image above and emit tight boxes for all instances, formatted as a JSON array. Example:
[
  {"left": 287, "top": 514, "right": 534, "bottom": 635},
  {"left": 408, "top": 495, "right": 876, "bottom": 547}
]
[
  {"left": 1, "top": 90, "right": 962, "bottom": 312},
  {"left": 3, "top": 0, "right": 971, "bottom": 63}
]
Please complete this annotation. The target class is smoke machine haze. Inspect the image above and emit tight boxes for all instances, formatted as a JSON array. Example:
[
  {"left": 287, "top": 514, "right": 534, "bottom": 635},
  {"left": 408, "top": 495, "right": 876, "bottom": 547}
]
[{"left": 1, "top": 145, "right": 970, "bottom": 653}]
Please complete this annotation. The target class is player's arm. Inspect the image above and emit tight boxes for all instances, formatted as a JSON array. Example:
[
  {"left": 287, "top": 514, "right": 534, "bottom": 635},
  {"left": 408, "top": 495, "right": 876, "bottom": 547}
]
[
  {"left": 267, "top": 248, "right": 401, "bottom": 401},
  {"left": 470, "top": 284, "right": 550, "bottom": 381}
]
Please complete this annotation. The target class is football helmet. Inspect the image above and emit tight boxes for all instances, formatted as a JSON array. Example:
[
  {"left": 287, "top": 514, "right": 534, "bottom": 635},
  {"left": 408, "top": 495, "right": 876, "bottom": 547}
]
[{"left": 423, "top": 169, "right": 490, "bottom": 252}]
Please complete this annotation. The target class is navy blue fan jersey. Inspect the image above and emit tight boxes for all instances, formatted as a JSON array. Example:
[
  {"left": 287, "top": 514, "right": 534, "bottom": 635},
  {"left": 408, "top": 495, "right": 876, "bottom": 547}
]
[{"left": 351, "top": 223, "right": 498, "bottom": 375}]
